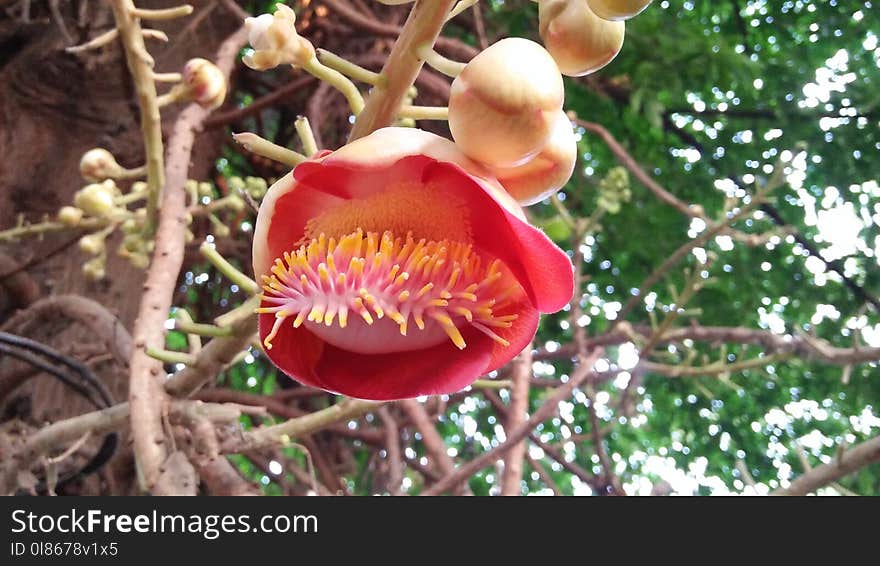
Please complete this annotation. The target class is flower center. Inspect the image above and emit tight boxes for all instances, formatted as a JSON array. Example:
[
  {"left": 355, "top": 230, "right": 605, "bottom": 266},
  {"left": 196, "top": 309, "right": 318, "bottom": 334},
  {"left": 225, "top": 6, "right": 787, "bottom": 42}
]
[
  {"left": 258, "top": 229, "right": 521, "bottom": 354},
  {"left": 303, "top": 182, "right": 472, "bottom": 246}
]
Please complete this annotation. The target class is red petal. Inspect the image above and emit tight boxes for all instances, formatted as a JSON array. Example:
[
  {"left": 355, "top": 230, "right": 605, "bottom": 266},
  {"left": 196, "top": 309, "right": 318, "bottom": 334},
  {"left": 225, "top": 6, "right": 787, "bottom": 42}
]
[
  {"left": 261, "top": 156, "right": 573, "bottom": 312},
  {"left": 258, "top": 301, "right": 538, "bottom": 401},
  {"left": 420, "top": 160, "right": 574, "bottom": 313}
]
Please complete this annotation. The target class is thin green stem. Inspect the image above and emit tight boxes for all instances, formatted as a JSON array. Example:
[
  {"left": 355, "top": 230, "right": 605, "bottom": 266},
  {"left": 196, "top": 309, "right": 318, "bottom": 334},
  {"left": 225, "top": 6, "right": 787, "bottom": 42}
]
[
  {"left": 550, "top": 194, "right": 577, "bottom": 230},
  {"left": 130, "top": 5, "right": 193, "bottom": 20},
  {"left": 214, "top": 296, "right": 260, "bottom": 328},
  {"left": 295, "top": 116, "right": 319, "bottom": 156},
  {"left": 174, "top": 320, "right": 234, "bottom": 337},
  {"left": 116, "top": 190, "right": 147, "bottom": 207},
  {"left": 173, "top": 308, "right": 201, "bottom": 355},
  {"left": 110, "top": 0, "right": 166, "bottom": 238},
  {"left": 302, "top": 57, "right": 365, "bottom": 115},
  {"left": 66, "top": 28, "right": 119, "bottom": 53},
  {"left": 152, "top": 72, "right": 182, "bottom": 83},
  {"left": 156, "top": 85, "right": 188, "bottom": 108},
  {"left": 232, "top": 132, "right": 306, "bottom": 167},
  {"left": 472, "top": 379, "right": 513, "bottom": 390},
  {"left": 316, "top": 49, "right": 384, "bottom": 86},
  {"left": 232, "top": 399, "right": 379, "bottom": 452},
  {"left": 145, "top": 347, "right": 196, "bottom": 365},
  {"left": 200, "top": 194, "right": 245, "bottom": 214},
  {"left": 199, "top": 242, "right": 259, "bottom": 294},
  {"left": 416, "top": 43, "right": 466, "bottom": 77},
  {"left": 0, "top": 219, "right": 96, "bottom": 242},
  {"left": 398, "top": 105, "right": 449, "bottom": 121}
]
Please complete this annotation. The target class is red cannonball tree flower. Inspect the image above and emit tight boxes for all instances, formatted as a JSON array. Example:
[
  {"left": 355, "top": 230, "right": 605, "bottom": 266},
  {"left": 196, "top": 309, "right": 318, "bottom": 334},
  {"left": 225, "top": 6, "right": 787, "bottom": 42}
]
[{"left": 252, "top": 127, "right": 574, "bottom": 401}]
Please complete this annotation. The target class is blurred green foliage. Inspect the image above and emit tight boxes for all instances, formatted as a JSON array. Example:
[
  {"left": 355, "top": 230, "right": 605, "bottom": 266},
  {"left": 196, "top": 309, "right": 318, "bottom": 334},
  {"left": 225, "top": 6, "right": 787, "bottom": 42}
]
[{"left": 187, "top": 0, "right": 879, "bottom": 495}]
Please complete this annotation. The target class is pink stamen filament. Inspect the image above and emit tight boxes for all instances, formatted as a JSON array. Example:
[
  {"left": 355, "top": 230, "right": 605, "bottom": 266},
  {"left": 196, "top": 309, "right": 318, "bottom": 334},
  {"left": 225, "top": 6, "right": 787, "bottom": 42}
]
[{"left": 258, "top": 230, "right": 519, "bottom": 351}]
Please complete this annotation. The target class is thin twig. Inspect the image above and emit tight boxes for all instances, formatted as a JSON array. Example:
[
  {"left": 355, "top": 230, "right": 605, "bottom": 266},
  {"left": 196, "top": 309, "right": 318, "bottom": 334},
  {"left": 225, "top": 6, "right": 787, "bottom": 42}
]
[
  {"left": 771, "top": 435, "right": 880, "bottom": 496},
  {"left": 500, "top": 344, "right": 533, "bottom": 496},
  {"left": 422, "top": 347, "right": 604, "bottom": 495},
  {"left": 378, "top": 407, "right": 403, "bottom": 495}
]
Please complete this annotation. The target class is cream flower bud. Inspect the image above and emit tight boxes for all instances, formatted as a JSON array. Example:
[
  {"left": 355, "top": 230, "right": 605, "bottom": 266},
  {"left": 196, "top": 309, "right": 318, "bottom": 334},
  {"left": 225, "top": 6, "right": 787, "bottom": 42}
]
[
  {"left": 79, "top": 234, "right": 105, "bottom": 255},
  {"left": 122, "top": 234, "right": 143, "bottom": 253},
  {"left": 121, "top": 218, "right": 139, "bottom": 234},
  {"left": 182, "top": 58, "right": 227, "bottom": 110},
  {"left": 227, "top": 195, "right": 246, "bottom": 212},
  {"left": 448, "top": 38, "right": 564, "bottom": 167},
  {"left": 74, "top": 181, "right": 116, "bottom": 218},
  {"left": 58, "top": 206, "right": 84, "bottom": 227},
  {"left": 587, "top": 0, "right": 653, "bottom": 21},
  {"left": 83, "top": 258, "right": 106, "bottom": 281},
  {"left": 245, "top": 176, "right": 268, "bottom": 199},
  {"left": 80, "top": 148, "right": 122, "bottom": 182},
  {"left": 247, "top": 13, "right": 275, "bottom": 49},
  {"left": 539, "top": 0, "right": 625, "bottom": 77},
  {"left": 212, "top": 223, "right": 231, "bottom": 238},
  {"left": 488, "top": 111, "right": 578, "bottom": 205},
  {"left": 243, "top": 5, "right": 315, "bottom": 71},
  {"left": 128, "top": 252, "right": 150, "bottom": 270}
]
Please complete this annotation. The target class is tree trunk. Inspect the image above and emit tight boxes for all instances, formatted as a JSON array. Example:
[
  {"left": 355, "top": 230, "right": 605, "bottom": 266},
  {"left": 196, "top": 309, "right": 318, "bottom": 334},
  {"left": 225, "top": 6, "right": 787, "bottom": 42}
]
[{"left": 0, "top": 0, "right": 240, "bottom": 494}]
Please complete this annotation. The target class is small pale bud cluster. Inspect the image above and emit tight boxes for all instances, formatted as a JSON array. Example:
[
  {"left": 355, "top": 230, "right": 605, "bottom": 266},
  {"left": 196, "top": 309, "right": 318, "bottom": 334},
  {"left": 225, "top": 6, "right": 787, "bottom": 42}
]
[
  {"left": 537, "top": 0, "right": 652, "bottom": 77},
  {"left": 65, "top": 178, "right": 152, "bottom": 279},
  {"left": 596, "top": 166, "right": 632, "bottom": 214},
  {"left": 57, "top": 206, "right": 84, "bottom": 227},
  {"left": 80, "top": 148, "right": 124, "bottom": 182},
  {"left": 119, "top": 210, "right": 154, "bottom": 270},
  {"left": 78, "top": 234, "right": 105, "bottom": 255},
  {"left": 228, "top": 176, "right": 269, "bottom": 200},
  {"left": 82, "top": 257, "right": 106, "bottom": 281},
  {"left": 73, "top": 180, "right": 119, "bottom": 218},
  {"left": 79, "top": 227, "right": 111, "bottom": 281},
  {"left": 198, "top": 181, "right": 215, "bottom": 198},
  {"left": 243, "top": 5, "right": 315, "bottom": 71},
  {"left": 182, "top": 58, "right": 227, "bottom": 110},
  {"left": 244, "top": 177, "right": 268, "bottom": 200},
  {"left": 225, "top": 195, "right": 246, "bottom": 212}
]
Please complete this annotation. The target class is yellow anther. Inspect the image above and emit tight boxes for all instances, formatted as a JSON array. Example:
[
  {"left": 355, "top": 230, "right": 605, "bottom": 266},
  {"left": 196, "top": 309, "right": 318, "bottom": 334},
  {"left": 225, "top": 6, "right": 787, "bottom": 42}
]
[{"left": 416, "top": 283, "right": 434, "bottom": 299}]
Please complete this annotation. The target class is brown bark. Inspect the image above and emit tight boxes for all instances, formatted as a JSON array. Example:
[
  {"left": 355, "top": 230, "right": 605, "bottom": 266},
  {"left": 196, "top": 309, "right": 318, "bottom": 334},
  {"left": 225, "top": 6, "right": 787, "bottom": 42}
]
[{"left": 0, "top": 1, "right": 240, "bottom": 494}]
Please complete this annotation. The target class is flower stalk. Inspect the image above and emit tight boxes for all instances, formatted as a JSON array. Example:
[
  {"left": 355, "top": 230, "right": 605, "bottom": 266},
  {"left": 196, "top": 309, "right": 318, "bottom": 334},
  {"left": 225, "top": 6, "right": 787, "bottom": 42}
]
[
  {"left": 398, "top": 105, "right": 449, "bottom": 121},
  {"left": 348, "top": 0, "right": 458, "bottom": 141},
  {"left": 295, "top": 116, "right": 319, "bottom": 156},
  {"left": 416, "top": 44, "right": 466, "bottom": 77},
  {"left": 316, "top": 48, "right": 384, "bottom": 86},
  {"left": 199, "top": 241, "right": 258, "bottom": 294},
  {"left": 232, "top": 132, "right": 306, "bottom": 168},
  {"left": 302, "top": 57, "right": 365, "bottom": 115},
  {"left": 130, "top": 5, "right": 193, "bottom": 20},
  {"left": 109, "top": 0, "right": 166, "bottom": 238},
  {"left": 145, "top": 347, "right": 197, "bottom": 365}
]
